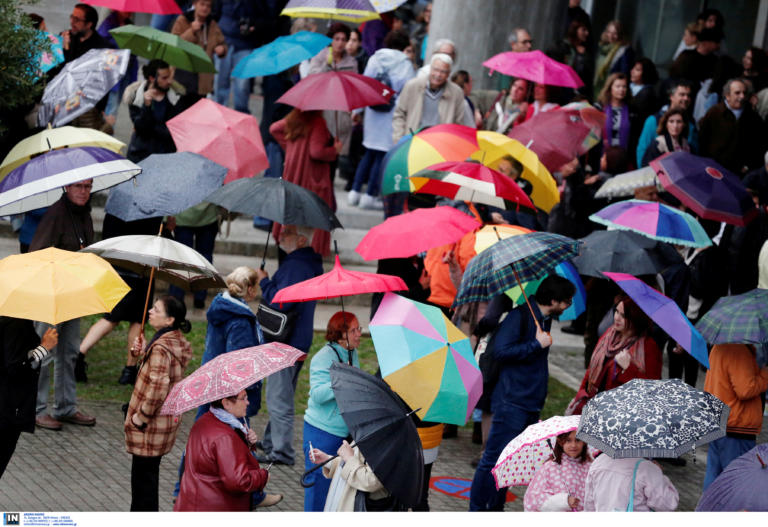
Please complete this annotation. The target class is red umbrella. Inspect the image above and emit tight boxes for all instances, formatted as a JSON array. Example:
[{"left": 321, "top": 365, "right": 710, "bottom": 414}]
[
  {"left": 272, "top": 254, "right": 407, "bottom": 303},
  {"left": 83, "top": 0, "right": 182, "bottom": 14},
  {"left": 483, "top": 50, "right": 584, "bottom": 89},
  {"left": 167, "top": 98, "right": 268, "bottom": 183},
  {"left": 355, "top": 206, "right": 481, "bottom": 261},
  {"left": 276, "top": 70, "right": 392, "bottom": 111}
]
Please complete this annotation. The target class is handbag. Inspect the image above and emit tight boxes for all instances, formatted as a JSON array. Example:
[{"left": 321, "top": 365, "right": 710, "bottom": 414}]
[
  {"left": 256, "top": 303, "right": 297, "bottom": 342},
  {"left": 353, "top": 490, "right": 405, "bottom": 512}
]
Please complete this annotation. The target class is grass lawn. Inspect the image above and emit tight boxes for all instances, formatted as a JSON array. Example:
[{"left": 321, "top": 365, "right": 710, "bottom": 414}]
[{"left": 78, "top": 316, "right": 576, "bottom": 419}]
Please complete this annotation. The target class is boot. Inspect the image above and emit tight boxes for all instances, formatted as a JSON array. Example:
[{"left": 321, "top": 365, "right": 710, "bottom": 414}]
[
  {"left": 472, "top": 421, "right": 482, "bottom": 445},
  {"left": 75, "top": 352, "right": 88, "bottom": 383},
  {"left": 118, "top": 365, "right": 138, "bottom": 385}
]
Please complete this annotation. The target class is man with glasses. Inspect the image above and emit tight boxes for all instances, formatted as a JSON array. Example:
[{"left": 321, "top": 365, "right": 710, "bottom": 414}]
[
  {"left": 29, "top": 181, "right": 97, "bottom": 431},
  {"left": 62, "top": 3, "right": 111, "bottom": 63},
  {"left": 496, "top": 28, "right": 534, "bottom": 91}
]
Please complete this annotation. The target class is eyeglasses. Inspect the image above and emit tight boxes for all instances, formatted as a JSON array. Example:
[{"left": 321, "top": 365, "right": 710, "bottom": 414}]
[
  {"left": 69, "top": 183, "right": 92, "bottom": 191},
  {"left": 348, "top": 326, "right": 364, "bottom": 334},
  {"left": 70, "top": 14, "right": 85, "bottom": 23},
  {"left": 521, "top": 39, "right": 533, "bottom": 45}
]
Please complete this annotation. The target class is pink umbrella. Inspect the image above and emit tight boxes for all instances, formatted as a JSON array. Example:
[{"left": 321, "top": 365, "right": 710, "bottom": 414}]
[
  {"left": 167, "top": 98, "right": 269, "bottom": 183},
  {"left": 83, "top": 0, "right": 182, "bottom": 14},
  {"left": 160, "top": 343, "right": 305, "bottom": 415},
  {"left": 355, "top": 206, "right": 481, "bottom": 261},
  {"left": 483, "top": 50, "right": 584, "bottom": 89},
  {"left": 276, "top": 70, "right": 392, "bottom": 112}
]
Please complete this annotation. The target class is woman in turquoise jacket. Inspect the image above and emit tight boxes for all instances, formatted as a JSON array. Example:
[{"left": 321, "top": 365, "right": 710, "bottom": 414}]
[{"left": 302, "top": 311, "right": 361, "bottom": 511}]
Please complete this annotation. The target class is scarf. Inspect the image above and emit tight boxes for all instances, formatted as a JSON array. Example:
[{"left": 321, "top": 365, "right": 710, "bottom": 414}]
[
  {"left": 585, "top": 326, "right": 646, "bottom": 395},
  {"left": 210, "top": 407, "right": 248, "bottom": 435},
  {"left": 604, "top": 104, "right": 630, "bottom": 150}
]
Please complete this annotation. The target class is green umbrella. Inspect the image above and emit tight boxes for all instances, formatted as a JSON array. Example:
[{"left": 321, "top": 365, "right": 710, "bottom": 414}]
[{"left": 110, "top": 24, "right": 215, "bottom": 74}]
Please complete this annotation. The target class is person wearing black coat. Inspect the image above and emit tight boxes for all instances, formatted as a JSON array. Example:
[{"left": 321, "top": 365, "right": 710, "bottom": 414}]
[{"left": 0, "top": 318, "right": 57, "bottom": 478}]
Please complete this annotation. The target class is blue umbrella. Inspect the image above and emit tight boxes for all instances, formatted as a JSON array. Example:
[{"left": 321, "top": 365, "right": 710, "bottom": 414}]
[
  {"left": 696, "top": 443, "right": 768, "bottom": 511},
  {"left": 233, "top": 31, "right": 331, "bottom": 78},
  {"left": 37, "top": 31, "right": 65, "bottom": 74},
  {"left": 104, "top": 152, "right": 226, "bottom": 221}
]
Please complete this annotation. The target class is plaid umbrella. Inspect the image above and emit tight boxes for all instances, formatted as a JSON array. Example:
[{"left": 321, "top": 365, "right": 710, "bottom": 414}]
[{"left": 695, "top": 289, "right": 768, "bottom": 366}]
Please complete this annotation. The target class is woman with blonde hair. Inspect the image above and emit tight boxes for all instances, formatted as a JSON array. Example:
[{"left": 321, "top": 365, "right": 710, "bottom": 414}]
[
  {"left": 596, "top": 72, "right": 635, "bottom": 153},
  {"left": 593, "top": 20, "right": 634, "bottom": 100}
]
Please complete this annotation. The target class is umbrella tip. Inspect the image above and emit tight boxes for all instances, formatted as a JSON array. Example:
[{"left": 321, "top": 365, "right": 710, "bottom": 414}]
[{"left": 757, "top": 453, "right": 767, "bottom": 469}]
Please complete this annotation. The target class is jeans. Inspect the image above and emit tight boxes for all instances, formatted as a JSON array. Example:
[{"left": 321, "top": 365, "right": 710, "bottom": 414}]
[
  {"left": 703, "top": 435, "right": 756, "bottom": 490},
  {"left": 262, "top": 362, "right": 304, "bottom": 464},
  {"left": 351, "top": 148, "right": 386, "bottom": 196},
  {"left": 131, "top": 454, "right": 162, "bottom": 511},
  {"left": 469, "top": 404, "right": 539, "bottom": 511},
  {"left": 302, "top": 420, "right": 344, "bottom": 511},
  {"left": 35, "top": 319, "right": 79, "bottom": 418},
  {"left": 213, "top": 47, "right": 254, "bottom": 114},
  {"left": 168, "top": 222, "right": 218, "bottom": 305}
]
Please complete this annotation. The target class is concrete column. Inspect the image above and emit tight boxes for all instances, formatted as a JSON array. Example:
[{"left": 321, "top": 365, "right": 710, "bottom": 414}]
[{"left": 428, "top": 0, "right": 569, "bottom": 89}]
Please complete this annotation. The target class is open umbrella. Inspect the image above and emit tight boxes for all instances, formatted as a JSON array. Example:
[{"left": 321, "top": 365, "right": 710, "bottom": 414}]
[
  {"left": 302, "top": 363, "right": 424, "bottom": 509},
  {"left": 483, "top": 50, "right": 584, "bottom": 89},
  {"left": 160, "top": 343, "right": 306, "bottom": 415},
  {"left": 572, "top": 230, "right": 682, "bottom": 278},
  {"left": 370, "top": 292, "right": 482, "bottom": 426},
  {"left": 36, "top": 31, "right": 65, "bottom": 75},
  {"left": 602, "top": 271, "right": 709, "bottom": 368},
  {"left": 277, "top": 70, "right": 392, "bottom": 111},
  {"left": 355, "top": 206, "right": 480, "bottom": 261},
  {"left": 0, "top": 248, "right": 130, "bottom": 325},
  {"left": 281, "top": 0, "right": 380, "bottom": 22},
  {"left": 110, "top": 24, "right": 215, "bottom": 73},
  {"left": 104, "top": 152, "right": 226, "bottom": 222},
  {"left": 0, "top": 146, "right": 141, "bottom": 216},
  {"left": 696, "top": 443, "right": 768, "bottom": 511},
  {"left": 590, "top": 199, "right": 712, "bottom": 248},
  {"left": 233, "top": 31, "right": 332, "bottom": 78},
  {"left": 37, "top": 48, "right": 131, "bottom": 127},
  {"left": 651, "top": 151, "right": 757, "bottom": 226},
  {"left": 594, "top": 166, "right": 659, "bottom": 199},
  {"left": 83, "top": 0, "right": 182, "bottom": 14},
  {"left": 576, "top": 378, "right": 729, "bottom": 458},
  {"left": 167, "top": 98, "right": 268, "bottom": 183},
  {"left": 370, "top": 0, "right": 407, "bottom": 11}
]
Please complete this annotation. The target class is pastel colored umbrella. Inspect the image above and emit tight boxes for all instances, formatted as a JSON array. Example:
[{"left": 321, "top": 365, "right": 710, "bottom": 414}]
[
  {"left": 110, "top": 25, "right": 215, "bottom": 73},
  {"left": 0, "top": 248, "right": 130, "bottom": 325},
  {"left": 277, "top": 70, "right": 392, "bottom": 111},
  {"left": 355, "top": 206, "right": 481, "bottom": 261},
  {"left": 602, "top": 272, "right": 709, "bottom": 368},
  {"left": 167, "top": 98, "right": 268, "bottom": 183},
  {"left": 650, "top": 151, "right": 757, "bottom": 226},
  {"left": 470, "top": 132, "right": 559, "bottom": 213},
  {"left": 233, "top": 31, "right": 332, "bottom": 78},
  {"left": 37, "top": 31, "right": 65, "bottom": 74},
  {"left": 0, "top": 146, "right": 141, "bottom": 216},
  {"left": 594, "top": 166, "right": 659, "bottom": 199},
  {"left": 696, "top": 443, "right": 768, "bottom": 511},
  {"left": 281, "top": 0, "right": 380, "bottom": 22},
  {"left": 272, "top": 254, "right": 406, "bottom": 304},
  {"left": 381, "top": 124, "right": 480, "bottom": 195},
  {"left": 160, "top": 343, "right": 306, "bottom": 415},
  {"left": 369, "top": 0, "right": 407, "bottom": 11},
  {"left": 83, "top": 0, "right": 181, "bottom": 13},
  {"left": 492, "top": 415, "right": 582, "bottom": 488},
  {"left": 483, "top": 50, "right": 584, "bottom": 88},
  {"left": 590, "top": 199, "right": 712, "bottom": 248},
  {"left": 370, "top": 292, "right": 482, "bottom": 426},
  {"left": 572, "top": 230, "right": 682, "bottom": 278},
  {"left": 407, "top": 161, "right": 535, "bottom": 211}
]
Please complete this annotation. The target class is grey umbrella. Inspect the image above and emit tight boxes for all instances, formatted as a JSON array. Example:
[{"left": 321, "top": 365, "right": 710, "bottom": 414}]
[
  {"left": 572, "top": 230, "right": 682, "bottom": 278},
  {"left": 104, "top": 152, "right": 227, "bottom": 221}
]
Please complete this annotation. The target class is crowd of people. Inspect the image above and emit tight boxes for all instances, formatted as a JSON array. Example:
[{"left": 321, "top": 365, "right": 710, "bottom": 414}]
[{"left": 1, "top": 0, "right": 767, "bottom": 515}]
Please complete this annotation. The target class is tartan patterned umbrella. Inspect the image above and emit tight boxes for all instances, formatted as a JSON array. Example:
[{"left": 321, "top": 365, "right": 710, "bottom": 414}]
[{"left": 695, "top": 289, "right": 768, "bottom": 366}]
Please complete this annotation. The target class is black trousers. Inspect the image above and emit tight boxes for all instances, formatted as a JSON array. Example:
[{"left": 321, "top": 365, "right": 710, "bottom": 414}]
[
  {"left": 411, "top": 462, "right": 433, "bottom": 512},
  {"left": 131, "top": 454, "right": 162, "bottom": 511},
  {"left": 0, "top": 427, "right": 22, "bottom": 479}
]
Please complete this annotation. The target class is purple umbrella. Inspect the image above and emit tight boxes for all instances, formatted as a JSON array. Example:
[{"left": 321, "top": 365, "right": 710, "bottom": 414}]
[
  {"left": 650, "top": 151, "right": 757, "bottom": 227},
  {"left": 696, "top": 443, "right": 768, "bottom": 511}
]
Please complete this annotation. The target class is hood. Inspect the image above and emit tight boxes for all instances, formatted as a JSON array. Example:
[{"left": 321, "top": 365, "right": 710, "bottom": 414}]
[{"left": 206, "top": 292, "right": 256, "bottom": 327}]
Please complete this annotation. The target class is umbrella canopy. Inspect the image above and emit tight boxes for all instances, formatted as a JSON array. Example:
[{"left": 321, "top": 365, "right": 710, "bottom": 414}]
[
  {"left": 572, "top": 230, "right": 682, "bottom": 278},
  {"left": 329, "top": 362, "right": 424, "bottom": 508},
  {"left": 355, "top": 206, "right": 480, "bottom": 261},
  {"left": 407, "top": 161, "right": 535, "bottom": 211},
  {"left": 110, "top": 24, "right": 215, "bottom": 73},
  {"left": 370, "top": 292, "right": 482, "bottom": 426},
  {"left": 370, "top": 0, "right": 407, "bottom": 11},
  {"left": 160, "top": 343, "right": 306, "bottom": 415},
  {"left": 204, "top": 176, "right": 341, "bottom": 231},
  {"left": 576, "top": 378, "right": 729, "bottom": 458},
  {"left": 507, "top": 105, "right": 605, "bottom": 172},
  {"left": 277, "top": 70, "right": 392, "bottom": 111},
  {"left": 36, "top": 31, "right": 65, "bottom": 75},
  {"left": 281, "top": 0, "right": 380, "bottom": 22},
  {"left": 594, "top": 166, "right": 659, "bottom": 199},
  {"left": 83, "top": 0, "right": 182, "bottom": 14},
  {"left": 167, "top": 98, "right": 268, "bottom": 183},
  {"left": 590, "top": 199, "right": 712, "bottom": 248},
  {"left": 1, "top": 126, "right": 126, "bottom": 179},
  {"left": 695, "top": 289, "right": 768, "bottom": 366},
  {"left": 483, "top": 50, "right": 584, "bottom": 88},
  {"left": 0, "top": 146, "right": 141, "bottom": 216},
  {"left": 470, "top": 132, "right": 559, "bottom": 213},
  {"left": 37, "top": 48, "right": 131, "bottom": 127},
  {"left": 233, "top": 31, "right": 332, "bottom": 78},
  {"left": 696, "top": 443, "right": 768, "bottom": 511},
  {"left": 492, "top": 415, "right": 581, "bottom": 488},
  {"left": 651, "top": 151, "right": 757, "bottom": 226},
  {"left": 80, "top": 234, "right": 225, "bottom": 291},
  {"left": 603, "top": 271, "right": 709, "bottom": 368},
  {"left": 381, "top": 124, "right": 480, "bottom": 195},
  {"left": 0, "top": 248, "right": 130, "bottom": 325},
  {"left": 272, "top": 254, "right": 406, "bottom": 304},
  {"left": 104, "top": 152, "right": 226, "bottom": 222}
]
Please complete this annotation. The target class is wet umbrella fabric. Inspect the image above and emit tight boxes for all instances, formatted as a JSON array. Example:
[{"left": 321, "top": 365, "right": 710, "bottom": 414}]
[
  {"left": 572, "top": 230, "right": 682, "bottom": 278},
  {"left": 281, "top": 0, "right": 380, "bottom": 22},
  {"left": 277, "top": 70, "right": 392, "bottom": 112},
  {"left": 104, "top": 152, "right": 226, "bottom": 221},
  {"left": 594, "top": 166, "right": 658, "bottom": 199},
  {"left": 576, "top": 378, "right": 729, "bottom": 459},
  {"left": 83, "top": 0, "right": 182, "bottom": 14},
  {"left": 110, "top": 25, "right": 215, "bottom": 73},
  {"left": 483, "top": 50, "right": 584, "bottom": 89},
  {"left": 696, "top": 443, "right": 768, "bottom": 511},
  {"left": 233, "top": 31, "right": 332, "bottom": 78}
]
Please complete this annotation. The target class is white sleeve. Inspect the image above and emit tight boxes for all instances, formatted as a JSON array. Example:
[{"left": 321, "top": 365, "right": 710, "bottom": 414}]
[{"left": 540, "top": 492, "right": 571, "bottom": 512}]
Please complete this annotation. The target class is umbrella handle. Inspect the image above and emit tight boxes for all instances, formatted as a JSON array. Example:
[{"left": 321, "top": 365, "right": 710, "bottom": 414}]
[
  {"left": 261, "top": 230, "right": 271, "bottom": 270},
  {"left": 511, "top": 262, "right": 542, "bottom": 332},
  {"left": 300, "top": 440, "right": 358, "bottom": 488}
]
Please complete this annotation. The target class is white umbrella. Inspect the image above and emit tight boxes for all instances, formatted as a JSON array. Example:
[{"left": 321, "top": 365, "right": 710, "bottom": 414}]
[{"left": 594, "top": 166, "right": 660, "bottom": 199}]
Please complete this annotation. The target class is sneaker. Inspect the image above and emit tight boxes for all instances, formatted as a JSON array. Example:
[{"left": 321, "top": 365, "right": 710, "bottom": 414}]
[
  {"left": 118, "top": 365, "right": 138, "bottom": 385},
  {"left": 254, "top": 493, "right": 283, "bottom": 509},
  {"left": 358, "top": 194, "right": 384, "bottom": 210},
  {"left": 347, "top": 190, "right": 361, "bottom": 206},
  {"left": 75, "top": 352, "right": 88, "bottom": 383}
]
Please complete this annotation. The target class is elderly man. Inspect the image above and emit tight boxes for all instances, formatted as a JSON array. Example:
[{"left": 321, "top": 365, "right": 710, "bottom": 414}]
[
  {"left": 392, "top": 53, "right": 466, "bottom": 142},
  {"left": 636, "top": 80, "right": 697, "bottom": 166}
]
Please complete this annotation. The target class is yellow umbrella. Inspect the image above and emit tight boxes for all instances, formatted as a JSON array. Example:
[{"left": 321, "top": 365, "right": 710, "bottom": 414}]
[
  {"left": 0, "top": 125, "right": 126, "bottom": 179},
  {"left": 0, "top": 248, "right": 130, "bottom": 325},
  {"left": 471, "top": 131, "right": 559, "bottom": 213}
]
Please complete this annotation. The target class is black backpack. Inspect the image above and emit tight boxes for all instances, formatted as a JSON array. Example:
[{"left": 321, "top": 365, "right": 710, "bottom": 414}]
[{"left": 369, "top": 70, "right": 396, "bottom": 113}]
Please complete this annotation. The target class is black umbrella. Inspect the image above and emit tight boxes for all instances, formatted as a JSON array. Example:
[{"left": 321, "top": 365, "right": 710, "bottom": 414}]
[
  {"left": 572, "top": 230, "right": 682, "bottom": 278},
  {"left": 301, "top": 363, "right": 424, "bottom": 509}
]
